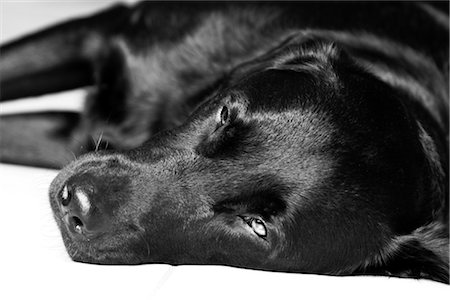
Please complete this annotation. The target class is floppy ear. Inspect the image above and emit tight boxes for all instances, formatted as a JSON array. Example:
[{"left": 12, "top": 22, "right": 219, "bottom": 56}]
[
  {"left": 358, "top": 222, "right": 449, "bottom": 283},
  {"left": 0, "top": 4, "right": 129, "bottom": 101},
  {"left": 226, "top": 35, "right": 344, "bottom": 84}
]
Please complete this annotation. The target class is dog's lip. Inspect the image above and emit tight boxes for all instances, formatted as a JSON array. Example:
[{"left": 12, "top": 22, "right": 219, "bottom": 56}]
[{"left": 60, "top": 223, "right": 144, "bottom": 264}]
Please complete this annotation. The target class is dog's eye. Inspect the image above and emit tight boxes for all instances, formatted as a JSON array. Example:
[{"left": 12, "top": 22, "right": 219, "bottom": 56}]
[
  {"left": 218, "top": 105, "right": 229, "bottom": 126},
  {"left": 241, "top": 216, "right": 267, "bottom": 238},
  {"left": 251, "top": 218, "right": 267, "bottom": 238}
]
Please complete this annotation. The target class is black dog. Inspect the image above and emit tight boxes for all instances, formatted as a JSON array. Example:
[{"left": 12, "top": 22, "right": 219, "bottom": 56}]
[{"left": 0, "top": 2, "right": 448, "bottom": 283}]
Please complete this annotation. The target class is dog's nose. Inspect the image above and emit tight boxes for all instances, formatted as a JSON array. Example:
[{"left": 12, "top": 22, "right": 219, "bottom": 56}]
[{"left": 59, "top": 180, "right": 106, "bottom": 237}]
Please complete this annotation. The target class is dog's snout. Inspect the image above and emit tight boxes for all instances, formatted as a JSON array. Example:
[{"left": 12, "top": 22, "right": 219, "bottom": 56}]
[{"left": 59, "top": 178, "right": 107, "bottom": 238}]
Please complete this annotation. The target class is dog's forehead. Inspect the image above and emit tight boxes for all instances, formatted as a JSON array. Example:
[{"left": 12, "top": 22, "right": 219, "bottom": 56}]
[{"left": 229, "top": 67, "right": 336, "bottom": 113}]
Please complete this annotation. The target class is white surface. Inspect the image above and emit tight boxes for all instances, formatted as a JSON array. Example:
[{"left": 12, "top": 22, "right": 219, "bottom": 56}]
[
  {"left": 0, "top": 0, "right": 139, "bottom": 44},
  {"left": 0, "top": 89, "right": 85, "bottom": 115},
  {"left": 0, "top": 164, "right": 448, "bottom": 299}
]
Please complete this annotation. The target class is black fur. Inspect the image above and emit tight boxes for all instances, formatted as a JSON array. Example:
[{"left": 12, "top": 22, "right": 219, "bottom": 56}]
[{"left": 0, "top": 1, "right": 448, "bottom": 283}]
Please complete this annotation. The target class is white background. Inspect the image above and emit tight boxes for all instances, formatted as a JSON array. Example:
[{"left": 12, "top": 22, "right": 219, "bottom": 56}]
[{"left": 0, "top": 1, "right": 448, "bottom": 299}]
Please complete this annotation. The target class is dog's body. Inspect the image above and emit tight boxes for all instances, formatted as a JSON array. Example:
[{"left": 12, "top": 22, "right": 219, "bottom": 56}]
[{"left": 0, "top": 2, "right": 448, "bottom": 283}]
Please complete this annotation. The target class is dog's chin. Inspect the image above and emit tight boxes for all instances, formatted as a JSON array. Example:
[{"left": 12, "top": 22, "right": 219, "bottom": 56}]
[
  {"left": 57, "top": 224, "right": 145, "bottom": 265},
  {"left": 62, "top": 236, "right": 144, "bottom": 265}
]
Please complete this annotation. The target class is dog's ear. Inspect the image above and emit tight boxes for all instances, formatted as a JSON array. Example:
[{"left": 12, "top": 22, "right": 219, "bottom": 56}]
[
  {"left": 226, "top": 36, "right": 345, "bottom": 85},
  {"left": 0, "top": 4, "right": 129, "bottom": 101},
  {"left": 358, "top": 221, "right": 449, "bottom": 283}
]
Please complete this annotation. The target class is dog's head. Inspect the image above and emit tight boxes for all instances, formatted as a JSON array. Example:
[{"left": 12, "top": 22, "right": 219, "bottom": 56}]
[{"left": 49, "top": 40, "right": 444, "bottom": 277}]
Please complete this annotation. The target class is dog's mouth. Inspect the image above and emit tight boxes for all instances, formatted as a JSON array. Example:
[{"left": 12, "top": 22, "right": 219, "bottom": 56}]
[{"left": 54, "top": 211, "right": 149, "bottom": 264}]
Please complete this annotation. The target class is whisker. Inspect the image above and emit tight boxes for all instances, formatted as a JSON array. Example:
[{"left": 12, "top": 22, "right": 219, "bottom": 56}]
[
  {"left": 137, "top": 230, "right": 151, "bottom": 258},
  {"left": 90, "top": 135, "right": 97, "bottom": 147},
  {"left": 130, "top": 223, "right": 151, "bottom": 258},
  {"left": 58, "top": 146, "right": 79, "bottom": 165},
  {"left": 69, "top": 150, "right": 77, "bottom": 161},
  {"left": 95, "top": 131, "right": 104, "bottom": 152}
]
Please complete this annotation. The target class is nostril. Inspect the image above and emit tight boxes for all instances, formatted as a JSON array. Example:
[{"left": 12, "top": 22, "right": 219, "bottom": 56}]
[
  {"left": 58, "top": 177, "right": 107, "bottom": 237},
  {"left": 61, "top": 185, "right": 71, "bottom": 206},
  {"left": 70, "top": 216, "right": 84, "bottom": 234}
]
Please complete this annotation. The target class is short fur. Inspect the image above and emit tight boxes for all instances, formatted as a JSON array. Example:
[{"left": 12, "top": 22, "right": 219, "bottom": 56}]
[{"left": 0, "top": 1, "right": 448, "bottom": 283}]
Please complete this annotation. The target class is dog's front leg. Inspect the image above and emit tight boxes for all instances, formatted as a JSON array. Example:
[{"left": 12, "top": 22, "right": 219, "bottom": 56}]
[{"left": 1, "top": 2, "right": 287, "bottom": 167}]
